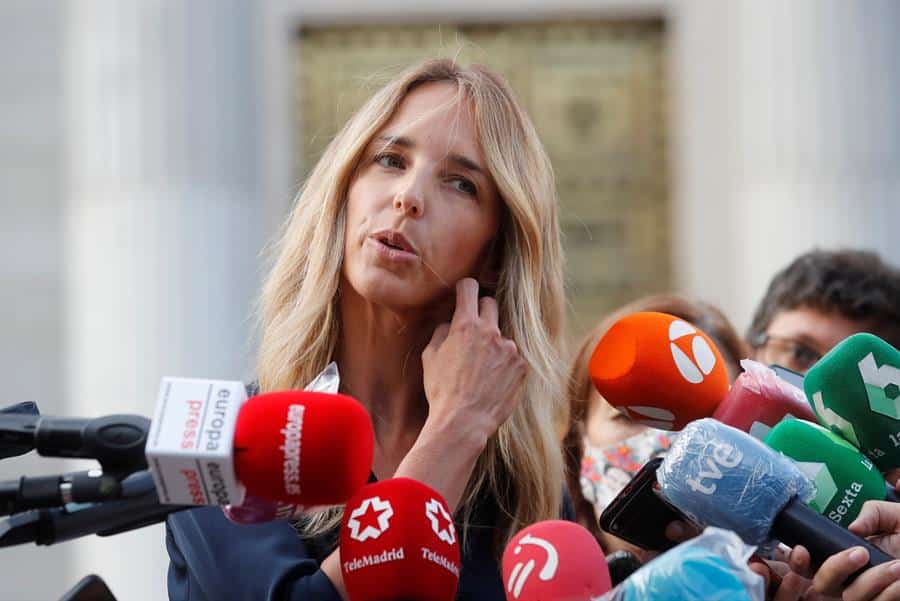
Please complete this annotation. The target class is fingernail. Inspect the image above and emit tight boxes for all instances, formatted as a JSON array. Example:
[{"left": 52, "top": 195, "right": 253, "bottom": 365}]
[
  {"left": 850, "top": 548, "right": 867, "bottom": 564},
  {"left": 891, "top": 561, "right": 900, "bottom": 577}
]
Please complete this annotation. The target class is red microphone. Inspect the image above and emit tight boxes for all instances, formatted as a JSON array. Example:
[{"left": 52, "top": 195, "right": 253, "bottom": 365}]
[
  {"left": 147, "top": 383, "right": 374, "bottom": 509},
  {"left": 340, "top": 478, "right": 461, "bottom": 601},
  {"left": 712, "top": 359, "right": 818, "bottom": 440},
  {"left": 502, "top": 520, "right": 611, "bottom": 601},
  {"left": 589, "top": 312, "right": 729, "bottom": 430},
  {"left": 233, "top": 391, "right": 373, "bottom": 505}
]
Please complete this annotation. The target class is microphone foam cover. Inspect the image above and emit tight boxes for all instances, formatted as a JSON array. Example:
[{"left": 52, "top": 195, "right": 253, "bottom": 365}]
[
  {"left": 233, "top": 391, "right": 373, "bottom": 505},
  {"left": 613, "top": 527, "right": 764, "bottom": 601},
  {"left": 502, "top": 520, "right": 611, "bottom": 601},
  {"left": 712, "top": 359, "right": 817, "bottom": 440},
  {"left": 340, "top": 478, "right": 461, "bottom": 601},
  {"left": 764, "top": 418, "right": 886, "bottom": 526},
  {"left": 589, "top": 312, "right": 729, "bottom": 430},
  {"left": 804, "top": 333, "right": 900, "bottom": 472},
  {"left": 657, "top": 418, "right": 814, "bottom": 547}
]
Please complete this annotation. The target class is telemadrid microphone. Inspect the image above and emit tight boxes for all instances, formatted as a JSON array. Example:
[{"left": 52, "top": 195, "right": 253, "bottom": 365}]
[
  {"left": 597, "top": 527, "right": 764, "bottom": 601},
  {"left": 501, "top": 520, "right": 611, "bottom": 601},
  {"left": 712, "top": 359, "right": 817, "bottom": 440},
  {"left": 656, "top": 418, "right": 892, "bottom": 577},
  {"left": 145, "top": 378, "right": 374, "bottom": 508},
  {"left": 589, "top": 312, "right": 729, "bottom": 430},
  {"left": 804, "top": 333, "right": 900, "bottom": 472},
  {"left": 765, "top": 418, "right": 887, "bottom": 526},
  {"left": 340, "top": 478, "right": 461, "bottom": 601}
]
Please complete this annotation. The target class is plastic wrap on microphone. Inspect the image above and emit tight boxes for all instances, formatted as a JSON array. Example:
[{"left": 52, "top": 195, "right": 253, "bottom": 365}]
[
  {"left": 656, "top": 418, "right": 814, "bottom": 549},
  {"left": 595, "top": 527, "right": 764, "bottom": 601}
]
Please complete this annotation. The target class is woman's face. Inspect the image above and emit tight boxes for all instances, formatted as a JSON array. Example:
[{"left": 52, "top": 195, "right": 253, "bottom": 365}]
[{"left": 342, "top": 82, "right": 503, "bottom": 312}]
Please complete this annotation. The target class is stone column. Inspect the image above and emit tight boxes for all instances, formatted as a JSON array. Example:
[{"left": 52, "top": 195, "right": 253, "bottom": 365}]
[{"left": 64, "top": 2, "right": 261, "bottom": 599}]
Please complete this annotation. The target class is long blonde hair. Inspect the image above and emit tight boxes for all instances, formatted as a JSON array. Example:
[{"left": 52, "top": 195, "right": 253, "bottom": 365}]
[{"left": 257, "top": 58, "right": 567, "bottom": 552}]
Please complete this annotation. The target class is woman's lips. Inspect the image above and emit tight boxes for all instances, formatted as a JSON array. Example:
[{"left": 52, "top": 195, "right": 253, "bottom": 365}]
[{"left": 367, "top": 236, "right": 419, "bottom": 263}]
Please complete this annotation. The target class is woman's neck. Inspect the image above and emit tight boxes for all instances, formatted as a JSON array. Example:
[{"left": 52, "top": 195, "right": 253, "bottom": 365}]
[{"left": 335, "top": 284, "right": 447, "bottom": 476}]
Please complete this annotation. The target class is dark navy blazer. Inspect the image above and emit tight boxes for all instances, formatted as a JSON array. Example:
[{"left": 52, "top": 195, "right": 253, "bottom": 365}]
[{"left": 166, "top": 484, "right": 574, "bottom": 600}]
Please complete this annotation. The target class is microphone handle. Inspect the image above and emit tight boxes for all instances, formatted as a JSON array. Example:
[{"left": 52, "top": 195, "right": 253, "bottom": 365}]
[{"left": 772, "top": 497, "right": 893, "bottom": 583}]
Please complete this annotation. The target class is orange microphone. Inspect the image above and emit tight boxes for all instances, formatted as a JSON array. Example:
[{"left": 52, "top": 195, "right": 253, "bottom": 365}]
[{"left": 588, "top": 312, "right": 729, "bottom": 430}]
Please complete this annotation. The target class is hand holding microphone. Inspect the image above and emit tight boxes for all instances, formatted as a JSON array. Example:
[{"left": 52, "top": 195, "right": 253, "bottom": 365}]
[{"left": 656, "top": 418, "right": 893, "bottom": 579}]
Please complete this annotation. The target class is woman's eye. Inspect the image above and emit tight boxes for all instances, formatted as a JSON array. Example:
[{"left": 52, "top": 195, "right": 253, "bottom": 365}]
[
  {"left": 449, "top": 177, "right": 477, "bottom": 197},
  {"left": 375, "top": 153, "right": 404, "bottom": 169}
]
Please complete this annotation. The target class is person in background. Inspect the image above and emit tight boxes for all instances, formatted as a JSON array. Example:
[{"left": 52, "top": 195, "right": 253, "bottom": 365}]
[
  {"left": 560, "top": 294, "right": 749, "bottom": 556},
  {"left": 166, "top": 58, "right": 571, "bottom": 601},
  {"left": 747, "top": 249, "right": 900, "bottom": 374}
]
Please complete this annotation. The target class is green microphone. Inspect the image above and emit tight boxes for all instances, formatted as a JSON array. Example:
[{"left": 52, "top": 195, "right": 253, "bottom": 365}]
[
  {"left": 804, "top": 333, "right": 900, "bottom": 472},
  {"left": 765, "top": 418, "right": 886, "bottom": 526}
]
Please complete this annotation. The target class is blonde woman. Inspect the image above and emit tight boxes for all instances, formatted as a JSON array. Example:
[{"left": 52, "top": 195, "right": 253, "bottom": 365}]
[{"left": 166, "top": 59, "right": 570, "bottom": 600}]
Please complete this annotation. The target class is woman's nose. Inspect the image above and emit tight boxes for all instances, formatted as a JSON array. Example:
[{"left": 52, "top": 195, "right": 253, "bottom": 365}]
[{"left": 393, "top": 184, "right": 424, "bottom": 217}]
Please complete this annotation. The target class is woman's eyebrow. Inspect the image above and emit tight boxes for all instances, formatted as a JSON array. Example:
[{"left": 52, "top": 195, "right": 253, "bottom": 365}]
[{"left": 375, "top": 134, "right": 485, "bottom": 175}]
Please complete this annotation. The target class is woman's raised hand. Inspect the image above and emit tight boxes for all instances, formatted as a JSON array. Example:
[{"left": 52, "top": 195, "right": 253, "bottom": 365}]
[{"left": 422, "top": 277, "right": 527, "bottom": 445}]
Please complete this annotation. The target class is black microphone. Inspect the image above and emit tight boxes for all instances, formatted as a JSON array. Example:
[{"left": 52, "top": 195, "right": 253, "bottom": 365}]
[
  {"left": 0, "top": 413, "right": 150, "bottom": 472},
  {"left": 0, "top": 472, "right": 188, "bottom": 547},
  {"left": 0, "top": 401, "right": 40, "bottom": 459},
  {"left": 0, "top": 470, "right": 124, "bottom": 515}
]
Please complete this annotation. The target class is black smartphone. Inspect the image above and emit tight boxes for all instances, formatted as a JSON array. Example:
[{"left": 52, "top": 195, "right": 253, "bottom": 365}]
[
  {"left": 598, "top": 456, "right": 695, "bottom": 552},
  {"left": 769, "top": 364, "right": 805, "bottom": 389}
]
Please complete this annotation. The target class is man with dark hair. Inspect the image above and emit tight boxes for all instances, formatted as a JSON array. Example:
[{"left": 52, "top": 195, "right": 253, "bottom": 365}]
[{"left": 747, "top": 249, "right": 900, "bottom": 374}]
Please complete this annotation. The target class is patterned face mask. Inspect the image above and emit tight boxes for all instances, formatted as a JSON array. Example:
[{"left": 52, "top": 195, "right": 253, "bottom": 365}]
[{"left": 579, "top": 427, "right": 674, "bottom": 515}]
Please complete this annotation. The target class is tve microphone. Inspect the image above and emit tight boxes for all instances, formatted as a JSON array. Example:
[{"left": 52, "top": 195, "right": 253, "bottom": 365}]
[
  {"left": 765, "top": 418, "right": 886, "bottom": 526},
  {"left": 502, "top": 520, "right": 611, "bottom": 601},
  {"left": 340, "top": 478, "right": 461, "bottom": 601},
  {"left": 804, "top": 333, "right": 900, "bottom": 472},
  {"left": 712, "top": 360, "right": 817, "bottom": 440},
  {"left": 657, "top": 418, "right": 892, "bottom": 576},
  {"left": 145, "top": 378, "right": 373, "bottom": 508},
  {"left": 598, "top": 527, "right": 764, "bottom": 601},
  {"left": 0, "top": 412, "right": 149, "bottom": 472},
  {"left": 589, "top": 312, "right": 729, "bottom": 430}
]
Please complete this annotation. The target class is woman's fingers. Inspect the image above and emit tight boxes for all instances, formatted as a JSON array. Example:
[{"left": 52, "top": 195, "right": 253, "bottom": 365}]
[
  {"left": 810, "top": 547, "right": 871, "bottom": 597},
  {"left": 479, "top": 295, "right": 499, "bottom": 326},
  {"left": 451, "top": 278, "right": 479, "bottom": 325}
]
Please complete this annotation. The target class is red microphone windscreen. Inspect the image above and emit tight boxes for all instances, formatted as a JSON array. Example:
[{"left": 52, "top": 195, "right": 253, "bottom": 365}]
[
  {"left": 588, "top": 312, "right": 729, "bottom": 430},
  {"left": 502, "top": 520, "right": 611, "bottom": 601},
  {"left": 712, "top": 359, "right": 817, "bottom": 439},
  {"left": 340, "top": 478, "right": 461, "bottom": 601},
  {"left": 232, "top": 391, "right": 373, "bottom": 506}
]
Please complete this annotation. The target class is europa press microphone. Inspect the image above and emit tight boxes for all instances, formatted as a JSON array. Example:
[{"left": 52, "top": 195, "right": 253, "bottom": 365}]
[
  {"left": 0, "top": 379, "right": 375, "bottom": 547},
  {"left": 656, "top": 418, "right": 893, "bottom": 581},
  {"left": 339, "top": 478, "right": 462, "bottom": 601},
  {"left": 501, "top": 520, "right": 611, "bottom": 601}
]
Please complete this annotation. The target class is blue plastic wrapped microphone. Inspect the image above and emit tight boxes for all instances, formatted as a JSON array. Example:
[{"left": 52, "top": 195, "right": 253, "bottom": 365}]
[
  {"left": 655, "top": 418, "right": 814, "bottom": 553},
  {"left": 596, "top": 527, "right": 764, "bottom": 601}
]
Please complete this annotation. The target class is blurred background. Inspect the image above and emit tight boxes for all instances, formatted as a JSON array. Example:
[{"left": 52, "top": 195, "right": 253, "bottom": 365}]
[{"left": 1, "top": 0, "right": 898, "bottom": 599}]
